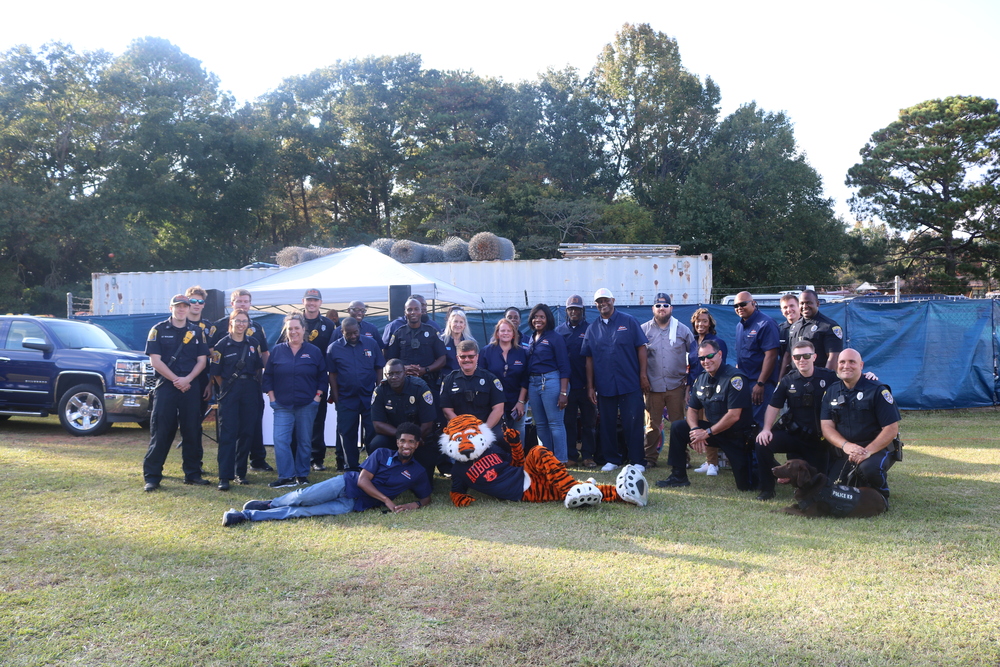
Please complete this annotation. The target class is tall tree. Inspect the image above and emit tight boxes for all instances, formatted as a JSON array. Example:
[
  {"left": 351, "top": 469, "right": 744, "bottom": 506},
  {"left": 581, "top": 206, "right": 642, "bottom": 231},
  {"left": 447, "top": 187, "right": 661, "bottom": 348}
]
[{"left": 846, "top": 96, "right": 1000, "bottom": 285}]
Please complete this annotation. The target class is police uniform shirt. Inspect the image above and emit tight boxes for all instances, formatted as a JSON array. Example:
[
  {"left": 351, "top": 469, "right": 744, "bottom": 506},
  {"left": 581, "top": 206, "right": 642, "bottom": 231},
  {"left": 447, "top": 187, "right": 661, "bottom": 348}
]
[
  {"left": 210, "top": 334, "right": 263, "bottom": 382},
  {"left": 382, "top": 315, "right": 442, "bottom": 345},
  {"left": 385, "top": 323, "right": 447, "bottom": 370},
  {"left": 580, "top": 309, "right": 649, "bottom": 396},
  {"left": 555, "top": 319, "right": 589, "bottom": 391},
  {"left": 439, "top": 368, "right": 505, "bottom": 422},
  {"left": 343, "top": 447, "right": 433, "bottom": 512},
  {"left": 145, "top": 319, "right": 209, "bottom": 378},
  {"left": 687, "top": 334, "right": 728, "bottom": 386},
  {"left": 209, "top": 315, "right": 269, "bottom": 353},
  {"left": 371, "top": 376, "right": 436, "bottom": 427},
  {"left": 735, "top": 313, "right": 781, "bottom": 384},
  {"left": 778, "top": 319, "right": 795, "bottom": 360},
  {"left": 789, "top": 311, "right": 844, "bottom": 367},
  {"left": 331, "top": 319, "right": 382, "bottom": 347},
  {"left": 288, "top": 314, "right": 335, "bottom": 353},
  {"left": 688, "top": 364, "right": 753, "bottom": 434},
  {"left": 450, "top": 444, "right": 526, "bottom": 502},
  {"left": 820, "top": 377, "right": 900, "bottom": 445},
  {"left": 769, "top": 367, "right": 837, "bottom": 436},
  {"left": 326, "top": 335, "right": 386, "bottom": 409}
]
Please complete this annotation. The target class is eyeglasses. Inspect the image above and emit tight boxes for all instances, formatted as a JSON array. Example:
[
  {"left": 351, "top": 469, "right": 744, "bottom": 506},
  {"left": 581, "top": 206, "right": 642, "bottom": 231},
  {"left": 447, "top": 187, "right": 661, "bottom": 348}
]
[
  {"left": 698, "top": 352, "right": 720, "bottom": 361},
  {"left": 733, "top": 301, "right": 750, "bottom": 309},
  {"left": 458, "top": 354, "right": 477, "bottom": 360},
  {"left": 791, "top": 353, "right": 814, "bottom": 360},
  {"left": 187, "top": 298, "right": 205, "bottom": 305},
  {"left": 653, "top": 303, "right": 671, "bottom": 309}
]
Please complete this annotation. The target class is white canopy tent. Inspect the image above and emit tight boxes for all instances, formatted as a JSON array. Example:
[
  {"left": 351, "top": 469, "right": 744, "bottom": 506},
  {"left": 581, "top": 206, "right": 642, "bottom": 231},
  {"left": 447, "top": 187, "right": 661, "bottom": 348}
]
[{"left": 235, "top": 245, "right": 486, "bottom": 313}]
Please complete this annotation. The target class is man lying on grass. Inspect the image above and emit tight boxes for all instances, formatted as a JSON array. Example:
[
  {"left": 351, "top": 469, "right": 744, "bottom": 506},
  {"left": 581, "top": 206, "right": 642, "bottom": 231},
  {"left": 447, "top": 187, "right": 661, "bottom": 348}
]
[{"left": 223, "top": 422, "right": 431, "bottom": 526}]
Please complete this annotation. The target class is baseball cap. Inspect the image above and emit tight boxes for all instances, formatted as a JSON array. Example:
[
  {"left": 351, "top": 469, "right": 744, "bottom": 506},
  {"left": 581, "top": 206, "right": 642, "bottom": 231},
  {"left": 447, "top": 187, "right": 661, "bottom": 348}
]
[
  {"left": 565, "top": 295, "right": 584, "bottom": 309},
  {"left": 654, "top": 292, "right": 672, "bottom": 305},
  {"left": 593, "top": 288, "right": 614, "bottom": 301},
  {"left": 303, "top": 288, "right": 322, "bottom": 300},
  {"left": 170, "top": 294, "right": 191, "bottom": 306}
]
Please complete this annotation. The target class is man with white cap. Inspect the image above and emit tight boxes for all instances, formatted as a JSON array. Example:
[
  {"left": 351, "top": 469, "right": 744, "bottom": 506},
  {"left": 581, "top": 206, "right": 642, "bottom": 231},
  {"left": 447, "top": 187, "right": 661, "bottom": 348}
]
[
  {"left": 581, "top": 288, "right": 650, "bottom": 472},
  {"left": 640, "top": 292, "right": 694, "bottom": 467}
]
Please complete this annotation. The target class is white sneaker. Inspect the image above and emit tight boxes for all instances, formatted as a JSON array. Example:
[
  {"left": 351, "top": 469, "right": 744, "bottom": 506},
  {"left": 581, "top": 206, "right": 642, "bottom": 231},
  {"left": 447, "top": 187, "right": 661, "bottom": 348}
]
[
  {"left": 705, "top": 464, "right": 719, "bottom": 476},
  {"left": 631, "top": 464, "right": 646, "bottom": 473},
  {"left": 693, "top": 462, "right": 711, "bottom": 474},
  {"left": 600, "top": 462, "right": 618, "bottom": 472}
]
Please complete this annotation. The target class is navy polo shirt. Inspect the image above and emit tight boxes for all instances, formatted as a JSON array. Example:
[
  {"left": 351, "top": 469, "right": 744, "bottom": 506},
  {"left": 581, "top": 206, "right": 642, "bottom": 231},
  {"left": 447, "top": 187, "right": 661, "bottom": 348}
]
[
  {"left": 344, "top": 447, "right": 432, "bottom": 511},
  {"left": 478, "top": 343, "right": 529, "bottom": 405},
  {"left": 735, "top": 312, "right": 781, "bottom": 385},
  {"left": 526, "top": 330, "right": 570, "bottom": 378},
  {"left": 278, "top": 314, "right": 335, "bottom": 353},
  {"left": 555, "top": 319, "right": 590, "bottom": 391},
  {"left": 262, "top": 342, "right": 327, "bottom": 407},
  {"left": 441, "top": 335, "right": 461, "bottom": 374},
  {"left": 327, "top": 336, "right": 386, "bottom": 410},
  {"left": 331, "top": 319, "right": 382, "bottom": 348},
  {"left": 581, "top": 309, "right": 648, "bottom": 396}
]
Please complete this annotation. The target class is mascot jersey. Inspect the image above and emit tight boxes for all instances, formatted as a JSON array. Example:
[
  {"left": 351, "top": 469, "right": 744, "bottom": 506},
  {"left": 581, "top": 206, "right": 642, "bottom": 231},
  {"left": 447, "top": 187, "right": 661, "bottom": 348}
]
[{"left": 451, "top": 444, "right": 526, "bottom": 501}]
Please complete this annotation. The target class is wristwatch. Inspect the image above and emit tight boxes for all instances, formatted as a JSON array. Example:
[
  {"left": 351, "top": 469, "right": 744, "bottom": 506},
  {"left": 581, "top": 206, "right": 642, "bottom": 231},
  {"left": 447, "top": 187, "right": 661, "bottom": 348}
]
[
  {"left": 706, "top": 427, "right": 713, "bottom": 436},
  {"left": 756, "top": 381, "right": 764, "bottom": 387}
]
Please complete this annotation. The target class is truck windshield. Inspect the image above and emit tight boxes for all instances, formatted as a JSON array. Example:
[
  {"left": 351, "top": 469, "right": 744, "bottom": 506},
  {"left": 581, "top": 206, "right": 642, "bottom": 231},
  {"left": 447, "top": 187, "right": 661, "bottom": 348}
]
[{"left": 47, "top": 320, "right": 131, "bottom": 351}]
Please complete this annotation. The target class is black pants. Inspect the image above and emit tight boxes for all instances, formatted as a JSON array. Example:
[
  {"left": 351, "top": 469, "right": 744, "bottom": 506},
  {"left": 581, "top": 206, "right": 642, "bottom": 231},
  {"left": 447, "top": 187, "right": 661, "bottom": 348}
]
[
  {"left": 143, "top": 383, "right": 203, "bottom": 484},
  {"left": 667, "top": 419, "right": 754, "bottom": 491},
  {"left": 564, "top": 387, "right": 597, "bottom": 462},
  {"left": 249, "top": 392, "right": 269, "bottom": 467},
  {"left": 754, "top": 430, "right": 830, "bottom": 493},
  {"left": 829, "top": 447, "right": 895, "bottom": 499},
  {"left": 217, "top": 378, "right": 261, "bottom": 481}
]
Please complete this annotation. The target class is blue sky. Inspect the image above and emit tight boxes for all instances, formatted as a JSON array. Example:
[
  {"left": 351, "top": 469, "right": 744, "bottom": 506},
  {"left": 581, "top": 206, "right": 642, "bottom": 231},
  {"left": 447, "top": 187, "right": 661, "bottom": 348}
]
[{"left": 3, "top": 0, "right": 998, "bottom": 222}]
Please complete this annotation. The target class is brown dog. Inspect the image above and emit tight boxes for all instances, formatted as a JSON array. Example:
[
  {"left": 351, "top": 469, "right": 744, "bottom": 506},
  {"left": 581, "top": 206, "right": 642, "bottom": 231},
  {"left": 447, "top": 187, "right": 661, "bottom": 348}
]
[{"left": 771, "top": 459, "right": 888, "bottom": 518}]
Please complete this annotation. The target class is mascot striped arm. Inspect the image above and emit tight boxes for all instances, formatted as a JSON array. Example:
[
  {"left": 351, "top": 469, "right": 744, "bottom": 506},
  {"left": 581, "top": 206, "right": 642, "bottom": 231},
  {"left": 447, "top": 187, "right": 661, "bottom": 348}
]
[{"left": 439, "top": 415, "right": 648, "bottom": 508}]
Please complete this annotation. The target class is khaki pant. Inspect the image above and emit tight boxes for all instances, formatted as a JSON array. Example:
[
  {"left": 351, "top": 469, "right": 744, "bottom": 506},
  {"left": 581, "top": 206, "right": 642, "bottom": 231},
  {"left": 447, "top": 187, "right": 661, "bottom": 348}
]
[{"left": 644, "top": 386, "right": 686, "bottom": 465}]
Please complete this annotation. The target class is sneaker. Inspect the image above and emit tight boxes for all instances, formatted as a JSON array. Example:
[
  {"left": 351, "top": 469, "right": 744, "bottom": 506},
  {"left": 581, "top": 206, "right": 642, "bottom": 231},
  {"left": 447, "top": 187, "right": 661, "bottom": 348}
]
[
  {"left": 631, "top": 464, "right": 646, "bottom": 473},
  {"left": 311, "top": 463, "right": 326, "bottom": 471},
  {"left": 705, "top": 464, "right": 719, "bottom": 476},
  {"left": 600, "top": 462, "right": 618, "bottom": 472},
  {"left": 250, "top": 463, "right": 274, "bottom": 472},
  {"left": 296, "top": 477, "right": 310, "bottom": 485},
  {"left": 656, "top": 474, "right": 690, "bottom": 488},
  {"left": 242, "top": 500, "right": 272, "bottom": 511},
  {"left": 693, "top": 462, "right": 711, "bottom": 474},
  {"left": 143, "top": 482, "right": 159, "bottom": 492},
  {"left": 234, "top": 476, "right": 250, "bottom": 485},
  {"left": 184, "top": 477, "right": 211, "bottom": 486},
  {"left": 222, "top": 509, "right": 247, "bottom": 527},
  {"left": 268, "top": 478, "right": 298, "bottom": 488}
]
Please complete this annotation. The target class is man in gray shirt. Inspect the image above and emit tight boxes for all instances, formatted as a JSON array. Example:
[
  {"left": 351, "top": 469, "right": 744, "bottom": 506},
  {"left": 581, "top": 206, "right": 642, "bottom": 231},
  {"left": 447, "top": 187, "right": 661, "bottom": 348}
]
[{"left": 640, "top": 293, "right": 694, "bottom": 467}]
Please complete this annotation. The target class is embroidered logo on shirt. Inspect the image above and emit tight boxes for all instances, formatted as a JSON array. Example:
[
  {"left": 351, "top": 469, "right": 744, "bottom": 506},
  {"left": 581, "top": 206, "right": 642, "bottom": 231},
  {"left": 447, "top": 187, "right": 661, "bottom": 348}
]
[
  {"left": 422, "top": 391, "right": 433, "bottom": 405},
  {"left": 617, "top": 326, "right": 628, "bottom": 331},
  {"left": 401, "top": 469, "right": 411, "bottom": 479},
  {"left": 148, "top": 328, "right": 158, "bottom": 341},
  {"left": 731, "top": 376, "right": 743, "bottom": 391},
  {"left": 881, "top": 389, "right": 894, "bottom": 404},
  {"left": 832, "top": 326, "right": 843, "bottom": 339},
  {"left": 493, "top": 378, "right": 503, "bottom": 391}
]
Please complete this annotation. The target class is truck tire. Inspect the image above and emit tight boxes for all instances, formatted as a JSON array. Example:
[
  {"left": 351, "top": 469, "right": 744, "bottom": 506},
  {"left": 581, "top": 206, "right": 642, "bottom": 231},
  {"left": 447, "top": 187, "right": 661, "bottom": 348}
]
[{"left": 58, "top": 384, "right": 110, "bottom": 436}]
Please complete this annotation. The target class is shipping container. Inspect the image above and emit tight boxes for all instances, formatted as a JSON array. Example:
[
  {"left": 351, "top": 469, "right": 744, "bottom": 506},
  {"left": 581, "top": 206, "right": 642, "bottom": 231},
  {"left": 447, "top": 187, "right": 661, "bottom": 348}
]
[{"left": 91, "top": 267, "right": 281, "bottom": 315}]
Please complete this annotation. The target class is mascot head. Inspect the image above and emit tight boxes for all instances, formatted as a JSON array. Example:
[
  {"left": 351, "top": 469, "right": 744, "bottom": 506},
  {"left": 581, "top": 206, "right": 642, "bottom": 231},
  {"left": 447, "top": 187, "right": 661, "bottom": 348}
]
[{"left": 439, "top": 415, "right": 495, "bottom": 462}]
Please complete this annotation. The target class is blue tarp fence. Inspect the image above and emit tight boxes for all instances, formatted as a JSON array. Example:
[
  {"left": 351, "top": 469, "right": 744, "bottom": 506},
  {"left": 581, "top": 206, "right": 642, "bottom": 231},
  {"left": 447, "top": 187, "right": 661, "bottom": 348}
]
[{"left": 79, "top": 299, "right": 1000, "bottom": 411}]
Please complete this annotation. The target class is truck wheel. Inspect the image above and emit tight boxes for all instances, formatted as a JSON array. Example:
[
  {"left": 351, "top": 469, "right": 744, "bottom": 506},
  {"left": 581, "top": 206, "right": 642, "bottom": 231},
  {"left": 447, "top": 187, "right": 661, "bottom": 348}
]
[{"left": 58, "top": 384, "right": 110, "bottom": 436}]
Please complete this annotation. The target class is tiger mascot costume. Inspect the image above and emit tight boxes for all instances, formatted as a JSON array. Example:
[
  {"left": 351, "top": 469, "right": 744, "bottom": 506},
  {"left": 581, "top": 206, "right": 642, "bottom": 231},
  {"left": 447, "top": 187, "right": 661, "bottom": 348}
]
[{"left": 439, "top": 415, "right": 648, "bottom": 508}]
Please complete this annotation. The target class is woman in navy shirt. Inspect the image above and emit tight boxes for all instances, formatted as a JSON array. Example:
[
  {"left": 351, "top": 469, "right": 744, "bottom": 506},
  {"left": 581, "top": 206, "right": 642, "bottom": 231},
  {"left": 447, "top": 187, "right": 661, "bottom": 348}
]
[
  {"left": 478, "top": 318, "right": 529, "bottom": 441},
  {"left": 262, "top": 314, "right": 327, "bottom": 488},
  {"left": 440, "top": 309, "right": 476, "bottom": 374},
  {"left": 526, "top": 303, "right": 571, "bottom": 463}
]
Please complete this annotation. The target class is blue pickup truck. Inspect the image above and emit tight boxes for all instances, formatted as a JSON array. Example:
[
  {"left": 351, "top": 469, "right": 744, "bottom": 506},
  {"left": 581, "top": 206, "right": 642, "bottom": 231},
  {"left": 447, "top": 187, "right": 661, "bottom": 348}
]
[{"left": 0, "top": 316, "right": 154, "bottom": 436}]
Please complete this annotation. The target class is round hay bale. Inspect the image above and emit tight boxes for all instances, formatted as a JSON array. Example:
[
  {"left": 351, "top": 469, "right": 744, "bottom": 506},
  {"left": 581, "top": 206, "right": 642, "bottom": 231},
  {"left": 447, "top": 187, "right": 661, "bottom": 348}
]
[
  {"left": 308, "top": 245, "right": 337, "bottom": 258},
  {"left": 298, "top": 248, "right": 319, "bottom": 263},
  {"left": 371, "top": 238, "right": 395, "bottom": 255},
  {"left": 276, "top": 246, "right": 308, "bottom": 267},
  {"left": 390, "top": 239, "right": 424, "bottom": 264},
  {"left": 468, "top": 232, "right": 501, "bottom": 261},
  {"left": 497, "top": 237, "right": 516, "bottom": 261},
  {"left": 422, "top": 244, "right": 445, "bottom": 263},
  {"left": 442, "top": 237, "right": 470, "bottom": 262}
]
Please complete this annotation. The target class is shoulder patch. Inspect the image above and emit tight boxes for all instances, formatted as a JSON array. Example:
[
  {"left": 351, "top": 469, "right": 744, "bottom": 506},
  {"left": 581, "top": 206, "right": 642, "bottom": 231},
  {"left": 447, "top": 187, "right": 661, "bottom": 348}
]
[
  {"left": 730, "top": 376, "right": 744, "bottom": 391},
  {"left": 493, "top": 378, "right": 503, "bottom": 391},
  {"left": 183, "top": 331, "right": 194, "bottom": 344},
  {"left": 211, "top": 350, "right": 221, "bottom": 364},
  {"left": 209, "top": 325, "right": 217, "bottom": 337},
  {"left": 832, "top": 325, "right": 844, "bottom": 339},
  {"left": 147, "top": 327, "right": 158, "bottom": 342},
  {"left": 422, "top": 390, "right": 433, "bottom": 405},
  {"left": 881, "top": 388, "right": 894, "bottom": 404}
]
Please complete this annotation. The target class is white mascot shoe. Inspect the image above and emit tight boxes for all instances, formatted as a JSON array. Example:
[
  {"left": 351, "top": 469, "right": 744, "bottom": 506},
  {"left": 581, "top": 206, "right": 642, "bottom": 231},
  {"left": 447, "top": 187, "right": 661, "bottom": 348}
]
[
  {"left": 616, "top": 465, "right": 649, "bottom": 507},
  {"left": 564, "top": 482, "right": 603, "bottom": 509}
]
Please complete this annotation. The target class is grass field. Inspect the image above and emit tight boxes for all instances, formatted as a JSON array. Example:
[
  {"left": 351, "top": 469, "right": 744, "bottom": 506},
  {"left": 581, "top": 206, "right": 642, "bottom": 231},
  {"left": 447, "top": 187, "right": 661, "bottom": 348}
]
[{"left": 1, "top": 411, "right": 999, "bottom": 666}]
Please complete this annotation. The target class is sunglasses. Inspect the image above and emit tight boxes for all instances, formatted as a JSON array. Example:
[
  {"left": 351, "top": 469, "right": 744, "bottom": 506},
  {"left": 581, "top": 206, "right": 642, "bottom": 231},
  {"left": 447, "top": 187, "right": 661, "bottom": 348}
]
[
  {"left": 733, "top": 301, "right": 750, "bottom": 309},
  {"left": 653, "top": 303, "right": 671, "bottom": 309},
  {"left": 791, "top": 353, "right": 814, "bottom": 360},
  {"left": 188, "top": 298, "right": 205, "bottom": 305},
  {"left": 458, "top": 354, "right": 477, "bottom": 360},
  {"left": 698, "top": 352, "right": 720, "bottom": 361}
]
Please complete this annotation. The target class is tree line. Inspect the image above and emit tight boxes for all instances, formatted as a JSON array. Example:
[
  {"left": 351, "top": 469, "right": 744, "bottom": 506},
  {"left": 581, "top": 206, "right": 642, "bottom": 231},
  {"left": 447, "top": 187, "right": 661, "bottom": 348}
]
[{"left": 2, "top": 24, "right": 996, "bottom": 315}]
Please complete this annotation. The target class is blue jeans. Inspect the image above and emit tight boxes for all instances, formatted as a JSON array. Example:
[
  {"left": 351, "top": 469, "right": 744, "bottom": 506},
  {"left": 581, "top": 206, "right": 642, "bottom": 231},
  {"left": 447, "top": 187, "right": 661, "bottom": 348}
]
[
  {"left": 529, "top": 371, "right": 568, "bottom": 462},
  {"left": 244, "top": 474, "right": 355, "bottom": 521},
  {"left": 271, "top": 400, "right": 318, "bottom": 479}
]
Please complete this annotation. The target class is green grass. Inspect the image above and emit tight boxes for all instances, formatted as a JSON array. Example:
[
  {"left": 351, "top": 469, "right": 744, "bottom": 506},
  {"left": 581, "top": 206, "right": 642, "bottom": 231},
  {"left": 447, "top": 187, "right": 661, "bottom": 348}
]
[{"left": 1, "top": 411, "right": 999, "bottom": 666}]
